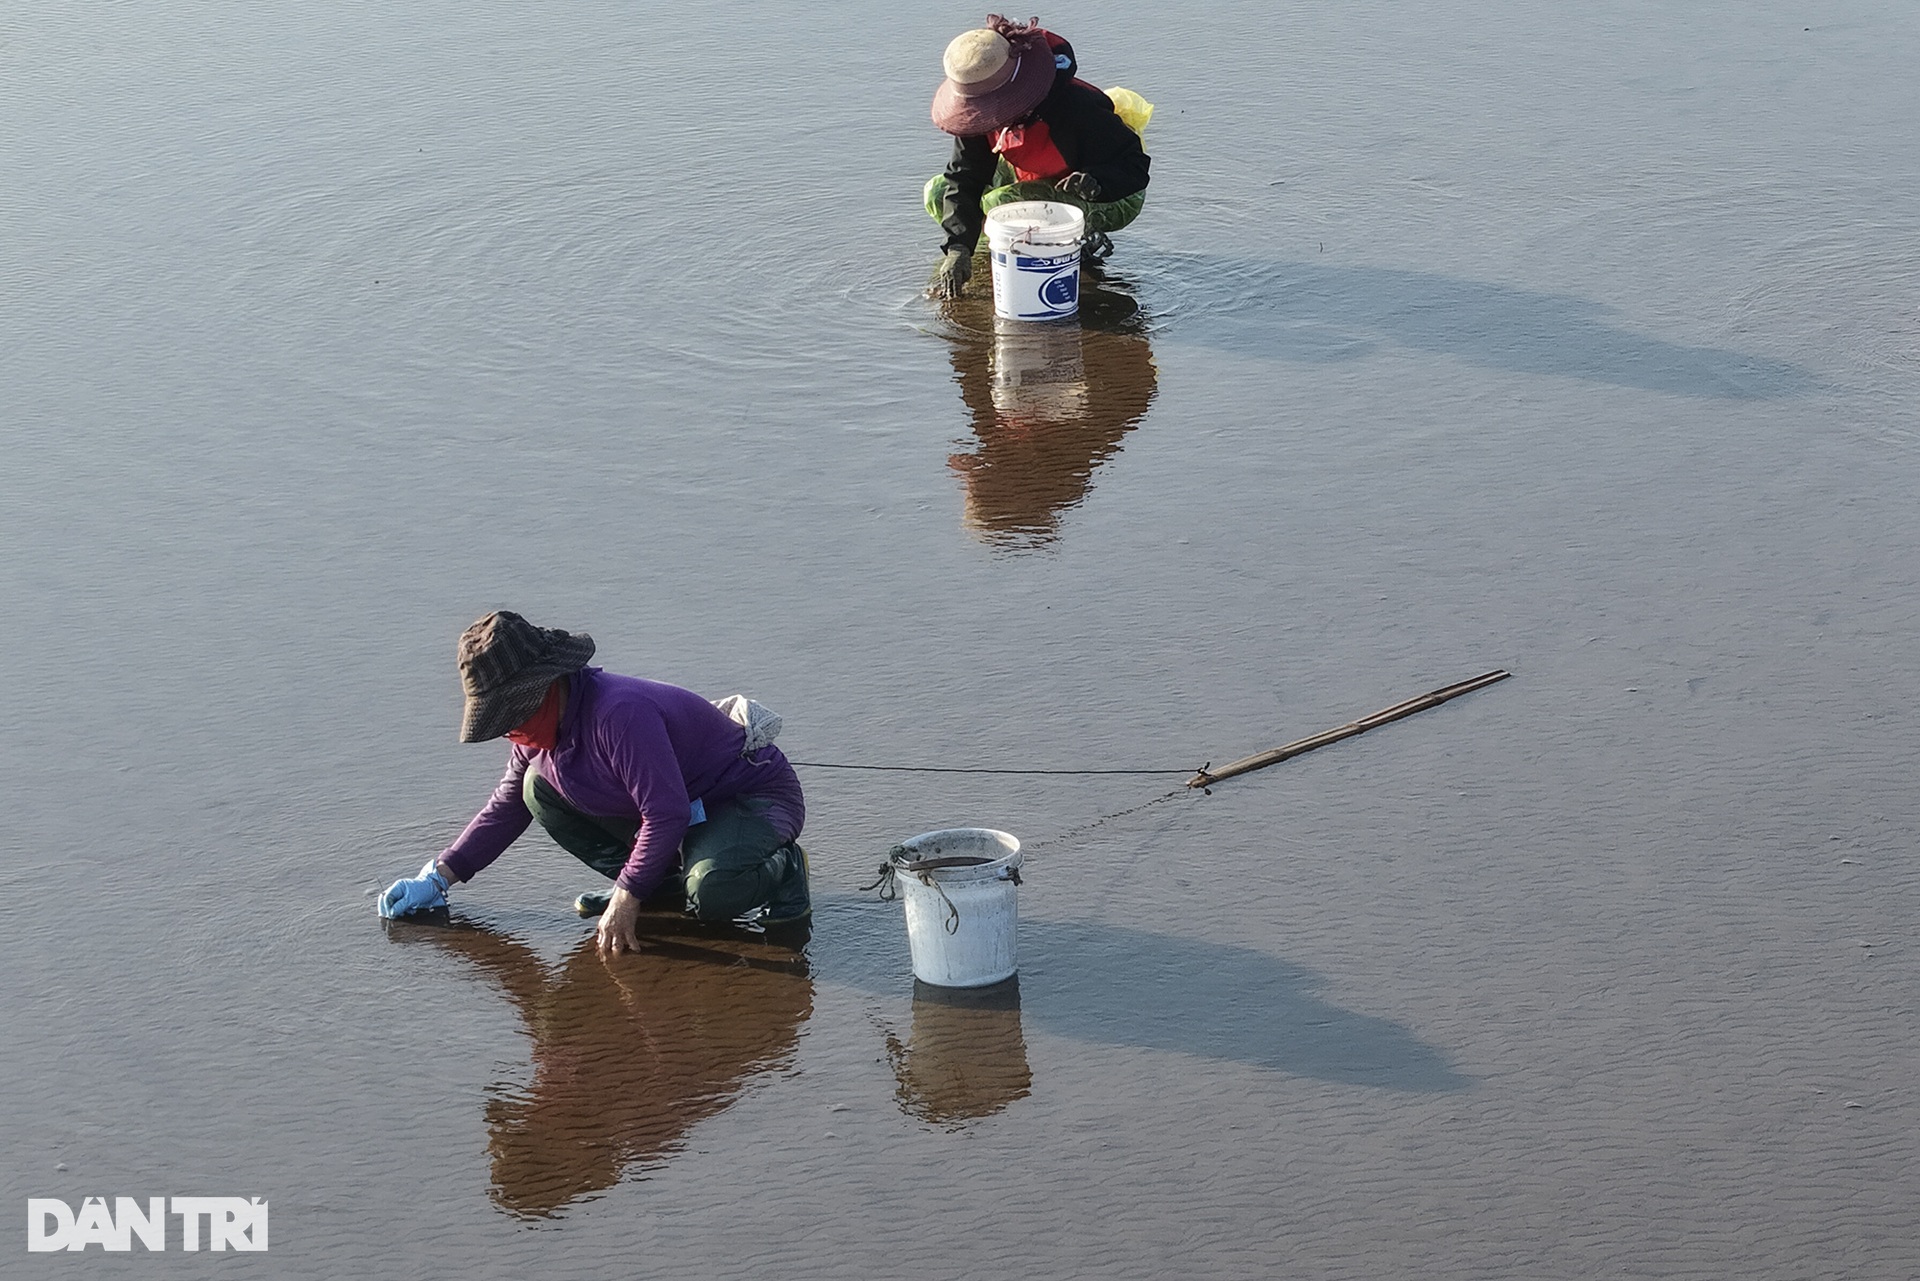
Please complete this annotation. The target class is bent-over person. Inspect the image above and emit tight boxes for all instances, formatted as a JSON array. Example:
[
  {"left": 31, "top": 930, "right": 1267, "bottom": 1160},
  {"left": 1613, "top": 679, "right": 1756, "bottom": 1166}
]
[{"left": 379, "top": 611, "right": 809, "bottom": 953}]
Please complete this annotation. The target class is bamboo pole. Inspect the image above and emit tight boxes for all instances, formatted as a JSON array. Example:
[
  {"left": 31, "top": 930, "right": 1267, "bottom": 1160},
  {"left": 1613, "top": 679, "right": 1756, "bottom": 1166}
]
[{"left": 1186, "top": 670, "right": 1512, "bottom": 790}]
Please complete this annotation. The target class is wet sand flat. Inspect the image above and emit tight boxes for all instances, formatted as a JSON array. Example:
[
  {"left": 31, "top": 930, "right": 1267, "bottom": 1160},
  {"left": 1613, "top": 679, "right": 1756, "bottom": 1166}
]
[{"left": 4, "top": 1, "right": 1919, "bottom": 1276}]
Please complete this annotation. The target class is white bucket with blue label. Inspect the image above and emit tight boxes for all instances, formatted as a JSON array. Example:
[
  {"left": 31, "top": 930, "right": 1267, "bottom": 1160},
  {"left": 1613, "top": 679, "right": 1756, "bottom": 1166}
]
[{"left": 985, "top": 200, "right": 1086, "bottom": 322}]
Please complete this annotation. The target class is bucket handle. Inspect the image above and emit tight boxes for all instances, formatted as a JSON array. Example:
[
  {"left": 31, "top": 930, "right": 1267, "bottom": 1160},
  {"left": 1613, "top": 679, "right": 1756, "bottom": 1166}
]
[
  {"left": 860, "top": 850, "right": 1022, "bottom": 933},
  {"left": 1008, "top": 224, "right": 1084, "bottom": 255},
  {"left": 921, "top": 863, "right": 1021, "bottom": 933},
  {"left": 926, "top": 874, "right": 963, "bottom": 935},
  {"left": 995, "top": 208, "right": 1085, "bottom": 255}
]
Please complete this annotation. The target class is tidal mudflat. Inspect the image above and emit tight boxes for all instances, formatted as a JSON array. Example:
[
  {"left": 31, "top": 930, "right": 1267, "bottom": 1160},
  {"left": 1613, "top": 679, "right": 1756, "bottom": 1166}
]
[{"left": 5, "top": 2, "right": 1919, "bottom": 1276}]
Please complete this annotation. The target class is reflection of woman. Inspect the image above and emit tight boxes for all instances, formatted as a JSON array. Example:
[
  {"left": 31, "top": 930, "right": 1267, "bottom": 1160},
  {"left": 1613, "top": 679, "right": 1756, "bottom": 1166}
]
[
  {"left": 946, "top": 302, "right": 1157, "bottom": 548},
  {"left": 887, "top": 978, "right": 1032, "bottom": 1125},
  {"left": 391, "top": 921, "right": 812, "bottom": 1217}
]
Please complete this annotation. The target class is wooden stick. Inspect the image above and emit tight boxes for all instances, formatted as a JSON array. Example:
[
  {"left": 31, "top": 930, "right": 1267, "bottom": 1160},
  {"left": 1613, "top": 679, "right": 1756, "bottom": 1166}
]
[{"left": 1186, "top": 670, "right": 1512, "bottom": 790}]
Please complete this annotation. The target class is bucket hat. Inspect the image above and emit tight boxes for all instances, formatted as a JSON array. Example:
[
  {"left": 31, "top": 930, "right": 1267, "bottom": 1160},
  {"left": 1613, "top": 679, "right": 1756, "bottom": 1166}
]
[
  {"left": 456, "top": 610, "right": 596, "bottom": 743},
  {"left": 931, "top": 21, "right": 1057, "bottom": 136}
]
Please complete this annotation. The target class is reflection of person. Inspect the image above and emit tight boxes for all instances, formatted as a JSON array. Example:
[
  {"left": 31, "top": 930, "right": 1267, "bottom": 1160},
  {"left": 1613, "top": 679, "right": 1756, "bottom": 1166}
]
[
  {"left": 377, "top": 611, "right": 810, "bottom": 951},
  {"left": 887, "top": 978, "right": 1032, "bottom": 1125},
  {"left": 392, "top": 922, "right": 812, "bottom": 1217},
  {"left": 924, "top": 15, "right": 1151, "bottom": 299},
  {"left": 947, "top": 317, "right": 1157, "bottom": 547}
]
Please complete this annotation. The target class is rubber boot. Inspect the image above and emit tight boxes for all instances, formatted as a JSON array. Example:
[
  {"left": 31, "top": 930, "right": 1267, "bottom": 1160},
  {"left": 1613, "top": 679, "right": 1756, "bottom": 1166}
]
[
  {"left": 762, "top": 843, "right": 812, "bottom": 925},
  {"left": 574, "top": 889, "right": 612, "bottom": 918}
]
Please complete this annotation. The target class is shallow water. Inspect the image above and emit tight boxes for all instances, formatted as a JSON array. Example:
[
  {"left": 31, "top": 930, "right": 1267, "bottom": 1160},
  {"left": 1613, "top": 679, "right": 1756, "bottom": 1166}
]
[{"left": 6, "top": 1, "right": 1920, "bottom": 1276}]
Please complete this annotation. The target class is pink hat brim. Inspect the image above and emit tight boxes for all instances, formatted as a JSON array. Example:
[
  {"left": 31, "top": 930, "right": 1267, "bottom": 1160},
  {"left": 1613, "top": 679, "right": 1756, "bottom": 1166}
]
[{"left": 931, "top": 34, "right": 1057, "bottom": 136}]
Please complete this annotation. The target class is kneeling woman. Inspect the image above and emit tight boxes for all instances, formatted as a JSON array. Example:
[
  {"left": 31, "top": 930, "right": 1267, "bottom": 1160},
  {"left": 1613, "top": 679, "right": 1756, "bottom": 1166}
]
[
  {"left": 924, "top": 14, "right": 1152, "bottom": 298},
  {"left": 379, "top": 611, "right": 809, "bottom": 953}
]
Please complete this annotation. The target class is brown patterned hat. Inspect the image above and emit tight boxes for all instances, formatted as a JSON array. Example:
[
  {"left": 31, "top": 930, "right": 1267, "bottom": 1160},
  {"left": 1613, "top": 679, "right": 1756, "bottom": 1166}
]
[
  {"left": 931, "top": 21, "right": 1057, "bottom": 136},
  {"left": 456, "top": 611, "right": 596, "bottom": 743}
]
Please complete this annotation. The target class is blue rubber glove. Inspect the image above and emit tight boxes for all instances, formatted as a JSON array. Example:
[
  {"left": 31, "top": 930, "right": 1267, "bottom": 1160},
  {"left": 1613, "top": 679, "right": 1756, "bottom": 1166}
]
[{"left": 378, "top": 860, "right": 450, "bottom": 919}]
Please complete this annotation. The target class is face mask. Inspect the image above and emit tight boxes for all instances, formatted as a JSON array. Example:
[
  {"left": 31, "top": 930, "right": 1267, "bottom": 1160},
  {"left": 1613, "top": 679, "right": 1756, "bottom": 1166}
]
[{"left": 505, "top": 680, "right": 565, "bottom": 750}]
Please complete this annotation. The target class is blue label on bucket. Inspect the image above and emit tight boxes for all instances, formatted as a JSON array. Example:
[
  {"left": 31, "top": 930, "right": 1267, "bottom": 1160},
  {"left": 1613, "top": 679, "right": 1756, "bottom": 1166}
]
[
  {"left": 1040, "top": 270, "right": 1078, "bottom": 310},
  {"left": 992, "top": 242, "right": 1082, "bottom": 320},
  {"left": 1009, "top": 250, "right": 1078, "bottom": 271}
]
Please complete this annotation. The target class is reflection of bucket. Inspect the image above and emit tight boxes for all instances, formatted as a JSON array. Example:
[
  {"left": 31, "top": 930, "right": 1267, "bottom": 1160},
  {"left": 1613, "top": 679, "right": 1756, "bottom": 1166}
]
[
  {"left": 888, "top": 977, "right": 1032, "bottom": 1124},
  {"left": 893, "top": 828, "right": 1022, "bottom": 988},
  {"left": 985, "top": 201, "right": 1085, "bottom": 322},
  {"left": 990, "top": 315, "right": 1088, "bottom": 418}
]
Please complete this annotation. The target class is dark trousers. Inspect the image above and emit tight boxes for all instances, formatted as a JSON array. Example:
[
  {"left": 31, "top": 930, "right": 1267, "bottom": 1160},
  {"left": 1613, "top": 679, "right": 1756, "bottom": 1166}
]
[{"left": 523, "top": 770, "right": 791, "bottom": 922}]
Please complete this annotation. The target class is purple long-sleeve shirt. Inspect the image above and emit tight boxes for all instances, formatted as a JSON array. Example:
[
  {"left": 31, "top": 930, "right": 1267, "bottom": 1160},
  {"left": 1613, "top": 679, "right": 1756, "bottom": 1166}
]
[{"left": 439, "top": 668, "right": 805, "bottom": 898}]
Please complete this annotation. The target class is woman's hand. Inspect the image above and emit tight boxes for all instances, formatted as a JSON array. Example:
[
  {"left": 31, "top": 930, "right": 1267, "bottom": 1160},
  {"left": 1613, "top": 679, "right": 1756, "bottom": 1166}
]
[
  {"left": 926, "top": 249, "right": 972, "bottom": 299},
  {"left": 1055, "top": 171, "right": 1101, "bottom": 202},
  {"left": 596, "top": 885, "right": 644, "bottom": 956},
  {"left": 377, "top": 860, "right": 451, "bottom": 918}
]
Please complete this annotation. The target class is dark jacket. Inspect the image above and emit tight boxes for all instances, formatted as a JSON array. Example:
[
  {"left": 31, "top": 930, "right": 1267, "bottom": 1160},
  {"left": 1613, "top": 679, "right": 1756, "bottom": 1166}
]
[{"left": 936, "top": 63, "right": 1151, "bottom": 256}]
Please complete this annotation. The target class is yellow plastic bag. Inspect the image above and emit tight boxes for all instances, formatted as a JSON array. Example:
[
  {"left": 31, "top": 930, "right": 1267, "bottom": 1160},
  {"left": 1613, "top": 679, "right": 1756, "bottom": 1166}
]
[{"left": 1104, "top": 87, "right": 1154, "bottom": 137}]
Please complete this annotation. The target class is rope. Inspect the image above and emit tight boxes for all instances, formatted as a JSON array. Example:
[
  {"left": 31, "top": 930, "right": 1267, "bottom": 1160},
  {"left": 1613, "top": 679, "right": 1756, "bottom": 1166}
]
[
  {"left": 927, "top": 876, "right": 962, "bottom": 935},
  {"left": 1021, "top": 785, "right": 1191, "bottom": 852},
  {"left": 847, "top": 670, "right": 1513, "bottom": 900},
  {"left": 792, "top": 761, "right": 1190, "bottom": 776},
  {"left": 811, "top": 671, "right": 1511, "bottom": 788},
  {"left": 858, "top": 849, "right": 909, "bottom": 900}
]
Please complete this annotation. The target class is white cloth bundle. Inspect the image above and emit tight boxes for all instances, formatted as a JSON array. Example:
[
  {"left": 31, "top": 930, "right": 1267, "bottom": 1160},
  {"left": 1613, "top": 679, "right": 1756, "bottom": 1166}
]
[{"left": 712, "top": 694, "right": 783, "bottom": 755}]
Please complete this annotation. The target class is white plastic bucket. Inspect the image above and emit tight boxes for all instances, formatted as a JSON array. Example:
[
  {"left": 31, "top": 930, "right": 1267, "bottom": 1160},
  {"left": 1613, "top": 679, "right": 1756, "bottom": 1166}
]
[
  {"left": 985, "top": 201, "right": 1085, "bottom": 322},
  {"left": 892, "top": 828, "right": 1023, "bottom": 988}
]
